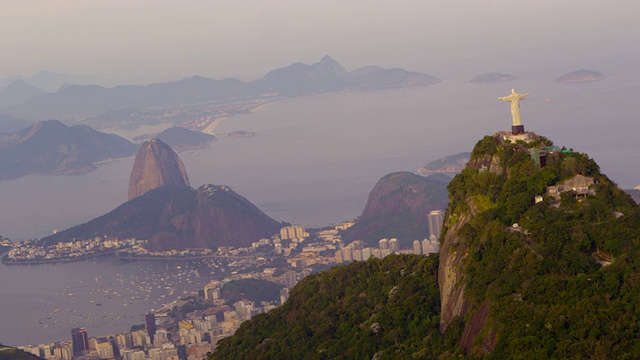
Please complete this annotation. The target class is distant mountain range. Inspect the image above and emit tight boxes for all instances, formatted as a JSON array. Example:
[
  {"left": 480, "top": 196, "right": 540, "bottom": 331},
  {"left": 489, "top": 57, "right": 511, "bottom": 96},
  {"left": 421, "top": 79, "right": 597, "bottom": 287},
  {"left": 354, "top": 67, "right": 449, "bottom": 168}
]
[
  {"left": 0, "top": 70, "right": 119, "bottom": 92},
  {"left": 0, "top": 79, "right": 45, "bottom": 108},
  {"left": 0, "top": 120, "right": 137, "bottom": 180},
  {"left": 1, "top": 56, "right": 441, "bottom": 121},
  {"left": 342, "top": 172, "right": 450, "bottom": 247}
]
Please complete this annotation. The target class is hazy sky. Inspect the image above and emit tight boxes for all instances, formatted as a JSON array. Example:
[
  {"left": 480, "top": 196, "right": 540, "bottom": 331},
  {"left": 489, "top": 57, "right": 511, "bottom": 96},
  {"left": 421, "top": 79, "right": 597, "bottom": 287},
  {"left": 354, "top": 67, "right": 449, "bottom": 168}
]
[{"left": 1, "top": 0, "right": 639, "bottom": 82}]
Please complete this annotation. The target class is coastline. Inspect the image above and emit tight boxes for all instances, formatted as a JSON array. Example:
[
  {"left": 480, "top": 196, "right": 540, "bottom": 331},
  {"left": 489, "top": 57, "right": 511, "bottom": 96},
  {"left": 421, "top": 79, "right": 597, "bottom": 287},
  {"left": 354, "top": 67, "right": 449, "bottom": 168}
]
[
  {"left": 202, "top": 99, "right": 279, "bottom": 135},
  {"left": 3, "top": 251, "right": 260, "bottom": 265},
  {"left": 1, "top": 250, "right": 117, "bottom": 265},
  {"left": 202, "top": 117, "right": 226, "bottom": 135}
]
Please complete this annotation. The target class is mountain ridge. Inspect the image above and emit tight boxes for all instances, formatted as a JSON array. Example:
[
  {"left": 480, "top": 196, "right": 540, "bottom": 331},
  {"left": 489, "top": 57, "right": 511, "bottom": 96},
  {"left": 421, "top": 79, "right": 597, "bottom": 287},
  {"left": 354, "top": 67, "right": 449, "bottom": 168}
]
[
  {"left": 0, "top": 119, "right": 137, "bottom": 179},
  {"left": 0, "top": 79, "right": 45, "bottom": 107},
  {"left": 4, "top": 56, "right": 440, "bottom": 121}
]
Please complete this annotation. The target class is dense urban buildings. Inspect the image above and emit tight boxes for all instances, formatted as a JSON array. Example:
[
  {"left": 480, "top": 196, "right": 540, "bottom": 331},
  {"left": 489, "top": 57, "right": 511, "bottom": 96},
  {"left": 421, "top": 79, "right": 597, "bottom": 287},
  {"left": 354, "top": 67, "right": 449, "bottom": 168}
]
[{"left": 17, "top": 219, "right": 443, "bottom": 359}]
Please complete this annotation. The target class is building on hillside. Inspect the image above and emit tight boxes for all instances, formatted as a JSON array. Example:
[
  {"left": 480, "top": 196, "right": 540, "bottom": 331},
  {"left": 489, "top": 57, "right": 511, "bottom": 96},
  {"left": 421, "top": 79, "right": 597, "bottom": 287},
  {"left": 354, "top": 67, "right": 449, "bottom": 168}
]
[
  {"left": 280, "top": 225, "right": 307, "bottom": 240},
  {"left": 428, "top": 210, "right": 444, "bottom": 239},
  {"left": 422, "top": 238, "right": 438, "bottom": 255},
  {"left": 334, "top": 249, "right": 343, "bottom": 263},
  {"left": 342, "top": 246, "right": 353, "bottom": 262},
  {"left": 335, "top": 222, "right": 355, "bottom": 230},
  {"left": 413, "top": 240, "right": 422, "bottom": 255},
  {"left": 89, "top": 337, "right": 114, "bottom": 359},
  {"left": 284, "top": 271, "right": 298, "bottom": 288},
  {"left": 204, "top": 281, "right": 221, "bottom": 302},
  {"left": 361, "top": 247, "right": 373, "bottom": 260},
  {"left": 389, "top": 238, "right": 399, "bottom": 252}
]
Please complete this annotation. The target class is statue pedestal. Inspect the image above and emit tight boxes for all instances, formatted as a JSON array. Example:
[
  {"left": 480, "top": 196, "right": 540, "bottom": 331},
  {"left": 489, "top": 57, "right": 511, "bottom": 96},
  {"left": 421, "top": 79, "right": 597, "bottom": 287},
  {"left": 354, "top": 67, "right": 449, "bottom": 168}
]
[{"left": 512, "top": 125, "right": 525, "bottom": 135}]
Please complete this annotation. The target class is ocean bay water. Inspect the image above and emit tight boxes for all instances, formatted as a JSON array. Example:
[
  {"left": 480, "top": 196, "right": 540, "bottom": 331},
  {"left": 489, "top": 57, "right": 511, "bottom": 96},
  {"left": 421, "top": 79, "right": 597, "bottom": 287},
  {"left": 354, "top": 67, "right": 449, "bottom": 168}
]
[
  {"left": 1, "top": 77, "right": 640, "bottom": 345},
  {"left": 0, "top": 257, "right": 214, "bottom": 345}
]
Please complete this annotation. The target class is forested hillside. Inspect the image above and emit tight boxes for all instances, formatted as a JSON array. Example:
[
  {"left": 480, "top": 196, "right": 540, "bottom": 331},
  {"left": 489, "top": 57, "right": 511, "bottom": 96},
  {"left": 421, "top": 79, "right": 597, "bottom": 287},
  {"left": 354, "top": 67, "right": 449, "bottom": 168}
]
[
  {"left": 210, "top": 254, "right": 462, "bottom": 359},
  {"left": 440, "top": 134, "right": 640, "bottom": 357}
]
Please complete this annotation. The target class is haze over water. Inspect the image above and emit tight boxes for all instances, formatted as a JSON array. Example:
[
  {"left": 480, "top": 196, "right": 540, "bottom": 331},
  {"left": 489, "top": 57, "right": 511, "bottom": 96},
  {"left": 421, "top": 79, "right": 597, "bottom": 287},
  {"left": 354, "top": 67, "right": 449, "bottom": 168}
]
[
  {"left": 2, "top": 74, "right": 640, "bottom": 345},
  {"left": 2, "top": 75, "right": 640, "bottom": 241}
]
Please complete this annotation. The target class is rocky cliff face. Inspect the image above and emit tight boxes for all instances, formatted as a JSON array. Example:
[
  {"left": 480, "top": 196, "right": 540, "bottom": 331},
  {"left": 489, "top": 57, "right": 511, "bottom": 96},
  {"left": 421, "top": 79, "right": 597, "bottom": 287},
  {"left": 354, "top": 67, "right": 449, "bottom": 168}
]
[
  {"left": 128, "top": 139, "right": 190, "bottom": 200},
  {"left": 438, "top": 152, "right": 504, "bottom": 333},
  {"left": 342, "top": 172, "right": 449, "bottom": 246}
]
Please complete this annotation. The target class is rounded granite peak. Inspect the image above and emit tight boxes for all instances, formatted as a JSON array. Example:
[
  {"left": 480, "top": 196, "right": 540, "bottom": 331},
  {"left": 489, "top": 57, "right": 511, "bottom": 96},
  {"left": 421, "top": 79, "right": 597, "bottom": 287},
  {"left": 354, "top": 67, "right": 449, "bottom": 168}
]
[{"left": 127, "top": 138, "right": 190, "bottom": 200}]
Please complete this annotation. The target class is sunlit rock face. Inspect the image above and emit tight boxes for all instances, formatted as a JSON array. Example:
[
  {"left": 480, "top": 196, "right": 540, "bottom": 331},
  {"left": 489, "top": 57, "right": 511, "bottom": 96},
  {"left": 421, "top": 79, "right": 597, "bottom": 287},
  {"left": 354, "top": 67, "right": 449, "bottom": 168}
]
[{"left": 128, "top": 138, "right": 190, "bottom": 200}]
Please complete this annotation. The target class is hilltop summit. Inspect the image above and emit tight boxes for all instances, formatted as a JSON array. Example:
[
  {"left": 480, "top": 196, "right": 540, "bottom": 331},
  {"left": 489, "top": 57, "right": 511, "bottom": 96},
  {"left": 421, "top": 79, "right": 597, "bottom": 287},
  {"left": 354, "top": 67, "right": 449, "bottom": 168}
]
[
  {"left": 438, "top": 131, "right": 638, "bottom": 356},
  {"left": 128, "top": 139, "right": 190, "bottom": 200}
]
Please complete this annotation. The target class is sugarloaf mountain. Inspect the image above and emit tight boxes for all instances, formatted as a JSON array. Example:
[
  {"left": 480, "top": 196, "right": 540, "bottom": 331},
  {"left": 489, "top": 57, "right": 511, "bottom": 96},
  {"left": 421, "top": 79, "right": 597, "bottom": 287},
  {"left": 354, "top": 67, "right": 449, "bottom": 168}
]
[{"left": 41, "top": 139, "right": 282, "bottom": 250}]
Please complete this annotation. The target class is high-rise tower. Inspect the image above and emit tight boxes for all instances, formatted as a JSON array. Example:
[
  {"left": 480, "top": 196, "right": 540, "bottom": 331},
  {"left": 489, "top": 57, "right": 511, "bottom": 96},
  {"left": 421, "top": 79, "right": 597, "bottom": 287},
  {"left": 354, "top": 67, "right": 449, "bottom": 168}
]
[
  {"left": 145, "top": 313, "right": 157, "bottom": 344},
  {"left": 428, "top": 210, "right": 443, "bottom": 239},
  {"left": 71, "top": 327, "right": 89, "bottom": 357}
]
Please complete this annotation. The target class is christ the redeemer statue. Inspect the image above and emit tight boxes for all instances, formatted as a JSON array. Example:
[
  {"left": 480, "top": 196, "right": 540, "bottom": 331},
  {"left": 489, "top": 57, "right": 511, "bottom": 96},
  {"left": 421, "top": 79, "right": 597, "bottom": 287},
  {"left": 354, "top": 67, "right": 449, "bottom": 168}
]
[{"left": 498, "top": 88, "right": 529, "bottom": 134}]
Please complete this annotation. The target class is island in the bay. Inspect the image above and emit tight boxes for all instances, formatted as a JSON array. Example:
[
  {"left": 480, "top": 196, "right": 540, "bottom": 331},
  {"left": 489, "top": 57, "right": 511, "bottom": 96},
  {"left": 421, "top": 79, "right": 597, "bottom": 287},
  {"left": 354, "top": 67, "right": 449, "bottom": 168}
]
[{"left": 556, "top": 69, "right": 607, "bottom": 83}]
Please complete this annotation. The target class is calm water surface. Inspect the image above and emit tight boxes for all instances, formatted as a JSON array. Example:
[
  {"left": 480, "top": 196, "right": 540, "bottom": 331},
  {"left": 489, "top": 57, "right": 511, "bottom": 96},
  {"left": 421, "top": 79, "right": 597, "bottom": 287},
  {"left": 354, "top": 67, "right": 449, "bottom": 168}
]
[{"left": 0, "top": 258, "right": 215, "bottom": 345}]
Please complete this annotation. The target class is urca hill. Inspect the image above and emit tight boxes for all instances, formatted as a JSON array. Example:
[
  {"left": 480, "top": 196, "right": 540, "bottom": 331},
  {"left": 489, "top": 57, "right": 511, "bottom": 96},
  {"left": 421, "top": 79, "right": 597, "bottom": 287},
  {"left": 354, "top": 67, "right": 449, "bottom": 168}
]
[
  {"left": 342, "top": 171, "right": 449, "bottom": 247},
  {"left": 210, "top": 132, "right": 640, "bottom": 359},
  {"left": 42, "top": 139, "right": 282, "bottom": 251}
]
